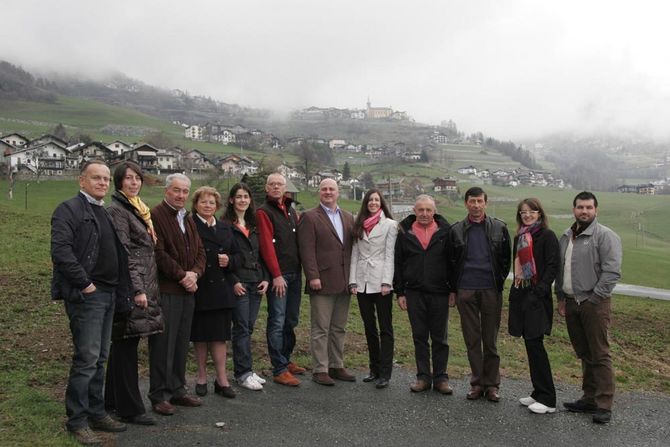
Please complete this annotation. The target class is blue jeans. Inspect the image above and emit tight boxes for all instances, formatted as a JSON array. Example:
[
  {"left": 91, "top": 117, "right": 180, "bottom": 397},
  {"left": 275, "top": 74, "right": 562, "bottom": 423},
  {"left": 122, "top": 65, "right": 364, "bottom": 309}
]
[
  {"left": 232, "top": 282, "right": 263, "bottom": 380},
  {"left": 63, "top": 288, "right": 115, "bottom": 430},
  {"left": 266, "top": 272, "right": 302, "bottom": 376}
]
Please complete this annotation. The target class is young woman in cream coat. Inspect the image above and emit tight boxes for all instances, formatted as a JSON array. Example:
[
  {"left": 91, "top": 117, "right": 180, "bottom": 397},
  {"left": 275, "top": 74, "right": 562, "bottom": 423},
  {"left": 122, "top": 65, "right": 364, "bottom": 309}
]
[{"left": 349, "top": 189, "right": 398, "bottom": 388}]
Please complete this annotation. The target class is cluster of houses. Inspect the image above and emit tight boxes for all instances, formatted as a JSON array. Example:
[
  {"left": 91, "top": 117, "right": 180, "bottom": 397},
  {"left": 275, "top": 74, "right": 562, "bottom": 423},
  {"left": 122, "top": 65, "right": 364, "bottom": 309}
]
[
  {"left": 183, "top": 122, "right": 281, "bottom": 150},
  {"left": 1, "top": 132, "right": 261, "bottom": 178},
  {"left": 455, "top": 165, "right": 567, "bottom": 189},
  {"left": 617, "top": 183, "right": 663, "bottom": 195},
  {"left": 291, "top": 99, "right": 411, "bottom": 122}
]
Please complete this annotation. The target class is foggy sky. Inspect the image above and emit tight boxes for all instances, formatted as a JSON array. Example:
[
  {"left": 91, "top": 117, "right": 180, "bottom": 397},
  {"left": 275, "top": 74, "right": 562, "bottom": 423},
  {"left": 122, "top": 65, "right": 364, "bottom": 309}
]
[{"left": 2, "top": 0, "right": 670, "bottom": 140}]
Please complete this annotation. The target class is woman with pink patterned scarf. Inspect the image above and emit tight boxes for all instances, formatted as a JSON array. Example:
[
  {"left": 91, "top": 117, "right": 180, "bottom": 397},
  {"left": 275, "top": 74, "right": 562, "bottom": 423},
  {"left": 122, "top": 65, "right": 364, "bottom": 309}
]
[
  {"left": 509, "top": 198, "right": 560, "bottom": 415},
  {"left": 349, "top": 189, "right": 398, "bottom": 389}
]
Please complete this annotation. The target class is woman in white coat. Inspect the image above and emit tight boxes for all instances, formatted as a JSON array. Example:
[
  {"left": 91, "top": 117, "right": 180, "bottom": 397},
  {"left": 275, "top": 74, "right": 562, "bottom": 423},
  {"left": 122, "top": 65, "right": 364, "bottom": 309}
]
[{"left": 349, "top": 189, "right": 398, "bottom": 388}]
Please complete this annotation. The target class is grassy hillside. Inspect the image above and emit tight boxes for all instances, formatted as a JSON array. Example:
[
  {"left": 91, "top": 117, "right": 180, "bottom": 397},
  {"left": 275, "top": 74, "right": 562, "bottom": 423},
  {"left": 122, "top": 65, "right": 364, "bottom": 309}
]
[{"left": 0, "top": 96, "right": 266, "bottom": 159}]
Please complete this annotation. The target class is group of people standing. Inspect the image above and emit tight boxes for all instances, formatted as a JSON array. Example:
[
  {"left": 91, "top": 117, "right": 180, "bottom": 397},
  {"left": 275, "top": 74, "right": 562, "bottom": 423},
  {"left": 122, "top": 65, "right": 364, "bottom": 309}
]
[{"left": 51, "top": 161, "right": 621, "bottom": 446}]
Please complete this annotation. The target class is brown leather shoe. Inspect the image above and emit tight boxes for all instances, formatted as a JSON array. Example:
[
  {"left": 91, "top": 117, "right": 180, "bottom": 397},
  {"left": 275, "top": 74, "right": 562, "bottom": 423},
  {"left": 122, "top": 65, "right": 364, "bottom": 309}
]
[
  {"left": 312, "top": 372, "right": 335, "bottom": 386},
  {"left": 485, "top": 387, "right": 500, "bottom": 402},
  {"left": 170, "top": 395, "right": 202, "bottom": 407},
  {"left": 152, "top": 400, "right": 175, "bottom": 416},
  {"left": 434, "top": 381, "right": 453, "bottom": 395},
  {"left": 287, "top": 362, "right": 307, "bottom": 375},
  {"left": 466, "top": 385, "right": 483, "bottom": 400},
  {"left": 273, "top": 370, "right": 301, "bottom": 386},
  {"left": 410, "top": 380, "right": 431, "bottom": 392},
  {"left": 328, "top": 367, "right": 356, "bottom": 382}
]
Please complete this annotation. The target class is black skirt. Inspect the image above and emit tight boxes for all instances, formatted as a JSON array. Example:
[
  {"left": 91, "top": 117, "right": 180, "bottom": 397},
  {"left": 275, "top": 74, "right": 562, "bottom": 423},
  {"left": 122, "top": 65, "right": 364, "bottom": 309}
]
[{"left": 190, "top": 308, "right": 233, "bottom": 342}]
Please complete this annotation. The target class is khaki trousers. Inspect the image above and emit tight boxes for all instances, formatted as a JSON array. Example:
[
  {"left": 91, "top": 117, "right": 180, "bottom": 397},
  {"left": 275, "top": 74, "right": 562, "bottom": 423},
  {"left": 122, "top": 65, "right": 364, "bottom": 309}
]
[{"left": 310, "top": 293, "right": 351, "bottom": 373}]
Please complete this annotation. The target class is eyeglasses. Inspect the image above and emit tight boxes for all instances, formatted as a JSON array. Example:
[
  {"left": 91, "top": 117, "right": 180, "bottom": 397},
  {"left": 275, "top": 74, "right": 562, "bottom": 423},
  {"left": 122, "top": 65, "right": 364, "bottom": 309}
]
[
  {"left": 267, "top": 182, "right": 286, "bottom": 187},
  {"left": 519, "top": 210, "right": 539, "bottom": 216}
]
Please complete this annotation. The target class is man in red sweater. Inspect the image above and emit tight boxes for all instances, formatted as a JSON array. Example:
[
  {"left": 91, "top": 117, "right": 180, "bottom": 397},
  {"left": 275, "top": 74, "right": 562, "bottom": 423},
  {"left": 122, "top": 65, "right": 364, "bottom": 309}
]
[{"left": 257, "top": 173, "right": 305, "bottom": 386}]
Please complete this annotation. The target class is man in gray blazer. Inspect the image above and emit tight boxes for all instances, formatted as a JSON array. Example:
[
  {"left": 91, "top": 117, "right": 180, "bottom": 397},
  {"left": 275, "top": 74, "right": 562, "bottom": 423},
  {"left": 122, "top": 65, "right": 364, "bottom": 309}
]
[{"left": 298, "top": 179, "right": 355, "bottom": 386}]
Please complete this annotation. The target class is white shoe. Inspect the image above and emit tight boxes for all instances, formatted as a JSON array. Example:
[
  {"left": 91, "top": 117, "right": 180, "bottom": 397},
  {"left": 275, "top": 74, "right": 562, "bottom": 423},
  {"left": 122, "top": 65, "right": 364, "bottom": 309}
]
[
  {"left": 519, "top": 396, "right": 536, "bottom": 407},
  {"left": 528, "top": 402, "right": 556, "bottom": 414},
  {"left": 252, "top": 372, "right": 267, "bottom": 384},
  {"left": 239, "top": 375, "right": 263, "bottom": 391}
]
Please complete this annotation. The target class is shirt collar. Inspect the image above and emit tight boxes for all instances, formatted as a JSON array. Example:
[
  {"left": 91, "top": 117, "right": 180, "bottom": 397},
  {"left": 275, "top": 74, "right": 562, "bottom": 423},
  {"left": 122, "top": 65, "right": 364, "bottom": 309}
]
[
  {"left": 80, "top": 190, "right": 104, "bottom": 207},
  {"left": 320, "top": 202, "right": 340, "bottom": 214},
  {"left": 196, "top": 213, "right": 215, "bottom": 227}
]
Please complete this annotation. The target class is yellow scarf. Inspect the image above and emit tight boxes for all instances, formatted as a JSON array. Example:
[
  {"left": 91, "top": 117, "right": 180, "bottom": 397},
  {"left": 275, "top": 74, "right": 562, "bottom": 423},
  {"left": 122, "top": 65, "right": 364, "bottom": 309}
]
[{"left": 120, "top": 191, "right": 157, "bottom": 243}]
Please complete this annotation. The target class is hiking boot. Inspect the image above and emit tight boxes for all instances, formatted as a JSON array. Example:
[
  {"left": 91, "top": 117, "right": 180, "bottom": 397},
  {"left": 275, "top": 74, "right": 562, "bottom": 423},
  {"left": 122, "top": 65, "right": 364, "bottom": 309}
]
[
  {"left": 88, "top": 415, "right": 127, "bottom": 432},
  {"left": 68, "top": 426, "right": 102, "bottom": 446}
]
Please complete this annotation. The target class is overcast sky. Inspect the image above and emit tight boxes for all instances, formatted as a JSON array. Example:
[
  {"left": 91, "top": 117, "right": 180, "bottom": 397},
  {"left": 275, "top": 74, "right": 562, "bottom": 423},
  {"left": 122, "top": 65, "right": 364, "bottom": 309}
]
[{"left": 2, "top": 0, "right": 670, "bottom": 140}]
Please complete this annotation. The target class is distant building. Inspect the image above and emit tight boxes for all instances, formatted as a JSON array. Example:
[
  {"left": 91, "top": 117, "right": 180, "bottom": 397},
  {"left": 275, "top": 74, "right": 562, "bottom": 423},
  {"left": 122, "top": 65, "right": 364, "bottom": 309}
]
[
  {"left": 1, "top": 132, "right": 29, "bottom": 147},
  {"left": 366, "top": 99, "right": 393, "bottom": 120},
  {"left": 106, "top": 140, "right": 133, "bottom": 156},
  {"left": 185, "top": 125, "right": 204, "bottom": 141},
  {"left": 432, "top": 177, "right": 457, "bottom": 193},
  {"left": 457, "top": 165, "right": 477, "bottom": 175}
]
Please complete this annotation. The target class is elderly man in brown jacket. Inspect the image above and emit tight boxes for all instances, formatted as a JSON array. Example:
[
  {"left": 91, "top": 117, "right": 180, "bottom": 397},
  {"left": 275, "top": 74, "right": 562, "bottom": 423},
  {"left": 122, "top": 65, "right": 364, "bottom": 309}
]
[
  {"left": 149, "top": 173, "right": 206, "bottom": 415},
  {"left": 298, "top": 179, "right": 355, "bottom": 386}
]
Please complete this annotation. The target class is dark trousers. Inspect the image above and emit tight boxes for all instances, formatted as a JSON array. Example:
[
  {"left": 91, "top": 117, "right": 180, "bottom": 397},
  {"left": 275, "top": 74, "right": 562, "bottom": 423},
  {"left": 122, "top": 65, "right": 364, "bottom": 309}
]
[
  {"left": 565, "top": 297, "right": 614, "bottom": 410},
  {"left": 105, "top": 336, "right": 146, "bottom": 417},
  {"left": 405, "top": 290, "right": 450, "bottom": 384},
  {"left": 357, "top": 292, "right": 394, "bottom": 380},
  {"left": 456, "top": 288, "right": 502, "bottom": 389},
  {"left": 524, "top": 336, "right": 556, "bottom": 407},
  {"left": 148, "top": 293, "right": 195, "bottom": 404}
]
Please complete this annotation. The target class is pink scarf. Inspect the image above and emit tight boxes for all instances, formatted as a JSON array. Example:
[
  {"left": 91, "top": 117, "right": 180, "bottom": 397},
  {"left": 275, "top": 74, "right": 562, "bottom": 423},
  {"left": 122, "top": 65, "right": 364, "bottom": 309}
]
[{"left": 363, "top": 209, "right": 382, "bottom": 235}]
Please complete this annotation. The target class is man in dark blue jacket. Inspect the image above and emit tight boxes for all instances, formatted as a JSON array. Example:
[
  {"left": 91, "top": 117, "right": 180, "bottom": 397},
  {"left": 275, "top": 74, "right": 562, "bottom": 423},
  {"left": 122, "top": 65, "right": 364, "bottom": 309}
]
[
  {"left": 448, "top": 187, "right": 511, "bottom": 403},
  {"left": 51, "top": 160, "right": 130, "bottom": 445},
  {"left": 394, "top": 195, "right": 454, "bottom": 395}
]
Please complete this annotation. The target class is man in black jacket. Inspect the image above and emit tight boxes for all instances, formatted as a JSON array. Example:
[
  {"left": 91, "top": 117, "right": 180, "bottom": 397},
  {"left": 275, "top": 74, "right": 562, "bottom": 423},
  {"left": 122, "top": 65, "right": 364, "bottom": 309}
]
[
  {"left": 448, "top": 187, "right": 511, "bottom": 403},
  {"left": 51, "top": 160, "right": 130, "bottom": 445},
  {"left": 394, "top": 195, "right": 453, "bottom": 394}
]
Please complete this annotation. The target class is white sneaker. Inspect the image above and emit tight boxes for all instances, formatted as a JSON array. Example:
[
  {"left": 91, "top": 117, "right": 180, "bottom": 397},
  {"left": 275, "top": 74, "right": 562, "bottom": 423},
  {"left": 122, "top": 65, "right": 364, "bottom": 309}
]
[
  {"left": 519, "top": 396, "right": 536, "bottom": 407},
  {"left": 528, "top": 402, "right": 556, "bottom": 414},
  {"left": 252, "top": 372, "right": 267, "bottom": 384},
  {"left": 239, "top": 375, "right": 263, "bottom": 391}
]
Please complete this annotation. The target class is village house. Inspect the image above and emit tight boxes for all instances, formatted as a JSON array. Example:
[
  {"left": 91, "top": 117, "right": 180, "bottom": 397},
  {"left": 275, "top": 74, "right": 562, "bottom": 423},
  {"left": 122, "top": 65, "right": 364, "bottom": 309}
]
[
  {"left": 183, "top": 149, "right": 215, "bottom": 172},
  {"left": 618, "top": 183, "right": 656, "bottom": 195},
  {"left": 457, "top": 165, "right": 477, "bottom": 175},
  {"left": 432, "top": 177, "right": 457, "bottom": 193},
  {"left": 218, "top": 154, "right": 259, "bottom": 176},
  {"left": 1, "top": 132, "right": 30, "bottom": 147},
  {"left": 185, "top": 125, "right": 204, "bottom": 141},
  {"left": 4, "top": 141, "right": 72, "bottom": 175},
  {"left": 375, "top": 177, "right": 405, "bottom": 199},
  {"left": 156, "top": 147, "right": 183, "bottom": 173},
  {"left": 329, "top": 139, "right": 346, "bottom": 150},
  {"left": 117, "top": 143, "right": 159, "bottom": 173},
  {"left": 69, "top": 142, "right": 115, "bottom": 162},
  {"left": 106, "top": 140, "right": 133, "bottom": 156}
]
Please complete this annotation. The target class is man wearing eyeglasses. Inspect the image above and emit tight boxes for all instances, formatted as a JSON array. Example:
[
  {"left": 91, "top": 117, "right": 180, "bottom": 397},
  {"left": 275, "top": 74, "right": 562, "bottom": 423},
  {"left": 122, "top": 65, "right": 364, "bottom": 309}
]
[
  {"left": 51, "top": 160, "right": 131, "bottom": 445},
  {"left": 448, "top": 187, "right": 511, "bottom": 403}
]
